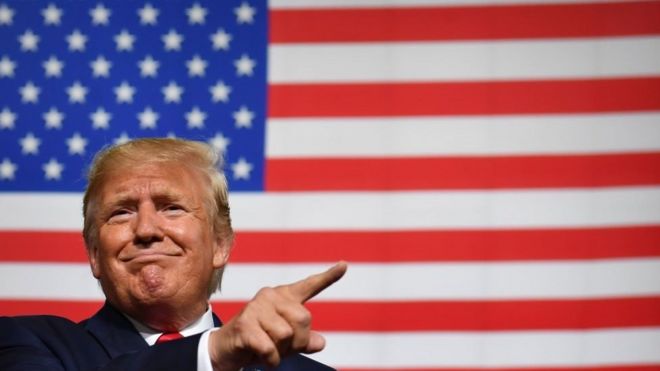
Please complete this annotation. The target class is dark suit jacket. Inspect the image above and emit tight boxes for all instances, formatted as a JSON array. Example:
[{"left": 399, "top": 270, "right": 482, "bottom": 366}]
[{"left": 0, "top": 302, "right": 334, "bottom": 370}]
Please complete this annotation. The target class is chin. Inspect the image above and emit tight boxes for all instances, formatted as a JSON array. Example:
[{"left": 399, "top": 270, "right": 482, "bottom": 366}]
[{"left": 133, "top": 281, "right": 180, "bottom": 303}]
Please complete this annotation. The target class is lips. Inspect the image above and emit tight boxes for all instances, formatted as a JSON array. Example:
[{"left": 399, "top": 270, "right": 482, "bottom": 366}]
[{"left": 119, "top": 250, "right": 182, "bottom": 262}]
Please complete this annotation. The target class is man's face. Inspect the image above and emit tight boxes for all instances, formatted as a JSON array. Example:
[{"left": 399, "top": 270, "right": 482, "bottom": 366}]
[{"left": 88, "top": 162, "right": 229, "bottom": 324}]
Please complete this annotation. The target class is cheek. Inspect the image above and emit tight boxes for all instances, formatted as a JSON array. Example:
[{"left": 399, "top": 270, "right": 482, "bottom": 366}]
[
  {"left": 98, "top": 225, "right": 133, "bottom": 255},
  {"left": 167, "top": 219, "right": 208, "bottom": 244},
  {"left": 169, "top": 223, "right": 217, "bottom": 261}
]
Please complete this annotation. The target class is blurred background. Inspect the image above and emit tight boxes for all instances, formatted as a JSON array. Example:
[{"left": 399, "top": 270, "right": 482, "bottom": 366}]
[{"left": 1, "top": 0, "right": 660, "bottom": 369}]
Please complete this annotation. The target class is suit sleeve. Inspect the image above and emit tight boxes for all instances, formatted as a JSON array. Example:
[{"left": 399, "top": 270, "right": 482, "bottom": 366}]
[
  {"left": 0, "top": 316, "right": 67, "bottom": 370},
  {"left": 0, "top": 316, "right": 202, "bottom": 371}
]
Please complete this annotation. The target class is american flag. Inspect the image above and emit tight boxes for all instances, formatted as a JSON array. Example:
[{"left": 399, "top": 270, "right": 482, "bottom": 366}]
[{"left": 1, "top": 0, "right": 660, "bottom": 369}]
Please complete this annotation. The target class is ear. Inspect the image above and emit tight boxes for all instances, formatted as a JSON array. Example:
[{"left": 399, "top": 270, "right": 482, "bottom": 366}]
[
  {"left": 212, "top": 234, "right": 232, "bottom": 269},
  {"left": 88, "top": 245, "right": 102, "bottom": 279}
]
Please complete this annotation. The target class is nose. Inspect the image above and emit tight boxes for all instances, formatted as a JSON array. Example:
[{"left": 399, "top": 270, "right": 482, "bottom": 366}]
[{"left": 133, "top": 203, "right": 164, "bottom": 246}]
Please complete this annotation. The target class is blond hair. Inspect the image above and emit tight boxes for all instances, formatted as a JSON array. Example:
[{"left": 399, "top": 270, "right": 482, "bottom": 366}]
[{"left": 82, "top": 138, "right": 233, "bottom": 294}]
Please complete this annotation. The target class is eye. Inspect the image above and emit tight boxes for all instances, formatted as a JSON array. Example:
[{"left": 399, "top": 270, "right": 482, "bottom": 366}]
[
  {"left": 162, "top": 204, "right": 185, "bottom": 214},
  {"left": 107, "top": 208, "right": 132, "bottom": 222}
]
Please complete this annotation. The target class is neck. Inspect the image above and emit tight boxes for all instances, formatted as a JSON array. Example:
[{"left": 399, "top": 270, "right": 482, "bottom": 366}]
[{"left": 120, "top": 299, "right": 208, "bottom": 332}]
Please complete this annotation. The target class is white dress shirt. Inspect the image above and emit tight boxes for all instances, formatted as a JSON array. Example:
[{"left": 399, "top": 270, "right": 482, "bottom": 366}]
[{"left": 125, "top": 306, "right": 219, "bottom": 371}]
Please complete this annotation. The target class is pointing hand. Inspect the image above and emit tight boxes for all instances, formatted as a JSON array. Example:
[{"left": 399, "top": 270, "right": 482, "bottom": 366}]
[{"left": 209, "top": 262, "right": 348, "bottom": 370}]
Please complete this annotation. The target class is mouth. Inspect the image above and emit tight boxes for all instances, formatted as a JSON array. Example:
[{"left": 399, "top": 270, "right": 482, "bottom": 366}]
[{"left": 119, "top": 251, "right": 181, "bottom": 263}]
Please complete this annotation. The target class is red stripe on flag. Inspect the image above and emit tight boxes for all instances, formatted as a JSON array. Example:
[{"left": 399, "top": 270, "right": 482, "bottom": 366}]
[
  {"left": 3, "top": 226, "right": 660, "bottom": 263},
  {"left": 4, "top": 297, "right": 660, "bottom": 331},
  {"left": 231, "top": 227, "right": 660, "bottom": 262},
  {"left": 265, "top": 153, "right": 660, "bottom": 191},
  {"left": 220, "top": 298, "right": 660, "bottom": 331},
  {"left": 340, "top": 367, "right": 660, "bottom": 371},
  {"left": 0, "top": 231, "right": 88, "bottom": 262},
  {"left": 271, "top": 2, "right": 660, "bottom": 43},
  {"left": 268, "top": 77, "right": 660, "bottom": 117},
  {"left": 0, "top": 300, "right": 103, "bottom": 322}
]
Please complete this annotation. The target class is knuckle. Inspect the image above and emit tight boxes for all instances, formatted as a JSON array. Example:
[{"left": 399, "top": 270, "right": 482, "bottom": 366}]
[
  {"left": 255, "top": 341, "right": 280, "bottom": 366},
  {"left": 290, "top": 307, "right": 311, "bottom": 327},
  {"left": 273, "top": 323, "right": 294, "bottom": 340},
  {"left": 256, "top": 341, "right": 276, "bottom": 357},
  {"left": 256, "top": 286, "right": 277, "bottom": 300},
  {"left": 232, "top": 316, "right": 249, "bottom": 332}
]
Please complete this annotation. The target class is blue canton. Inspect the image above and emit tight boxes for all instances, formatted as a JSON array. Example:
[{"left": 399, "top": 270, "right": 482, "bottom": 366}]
[{"left": 0, "top": 0, "right": 267, "bottom": 192}]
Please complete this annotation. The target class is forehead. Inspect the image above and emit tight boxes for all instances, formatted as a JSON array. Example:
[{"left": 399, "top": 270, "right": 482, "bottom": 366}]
[{"left": 97, "top": 162, "right": 208, "bottom": 203}]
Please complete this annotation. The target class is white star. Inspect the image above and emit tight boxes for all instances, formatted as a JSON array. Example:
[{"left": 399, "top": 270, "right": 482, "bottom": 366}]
[
  {"left": 231, "top": 157, "right": 253, "bottom": 180},
  {"left": 67, "top": 81, "right": 87, "bottom": 103},
  {"left": 162, "top": 81, "right": 183, "bottom": 103},
  {"left": 66, "top": 133, "right": 88, "bottom": 155},
  {"left": 18, "top": 30, "right": 39, "bottom": 52},
  {"left": 42, "top": 4, "right": 62, "bottom": 25},
  {"left": 43, "top": 107, "right": 64, "bottom": 129},
  {"left": 91, "top": 107, "right": 111, "bottom": 129},
  {"left": 0, "top": 4, "right": 14, "bottom": 25},
  {"left": 138, "top": 55, "right": 159, "bottom": 77},
  {"left": 0, "top": 158, "right": 17, "bottom": 180},
  {"left": 233, "top": 106, "right": 255, "bottom": 128},
  {"left": 210, "top": 29, "right": 231, "bottom": 51},
  {"left": 115, "top": 81, "right": 135, "bottom": 103},
  {"left": 0, "top": 107, "right": 16, "bottom": 129},
  {"left": 43, "top": 158, "right": 64, "bottom": 180},
  {"left": 162, "top": 29, "right": 183, "bottom": 51},
  {"left": 20, "top": 132, "right": 41, "bottom": 155},
  {"left": 66, "top": 30, "right": 87, "bottom": 51},
  {"left": 185, "top": 107, "right": 206, "bottom": 129},
  {"left": 235, "top": 2, "right": 256, "bottom": 24},
  {"left": 138, "top": 107, "right": 158, "bottom": 129},
  {"left": 0, "top": 56, "right": 16, "bottom": 77},
  {"left": 208, "top": 133, "right": 230, "bottom": 153},
  {"left": 90, "top": 3, "right": 111, "bottom": 25},
  {"left": 234, "top": 54, "right": 256, "bottom": 76},
  {"left": 114, "top": 132, "right": 131, "bottom": 145},
  {"left": 91, "top": 55, "right": 111, "bottom": 77},
  {"left": 43, "top": 56, "right": 64, "bottom": 77},
  {"left": 210, "top": 81, "right": 231, "bottom": 103},
  {"left": 20, "top": 82, "right": 40, "bottom": 103},
  {"left": 186, "top": 3, "right": 207, "bottom": 25},
  {"left": 138, "top": 3, "right": 158, "bottom": 25},
  {"left": 115, "top": 30, "right": 135, "bottom": 51},
  {"left": 186, "top": 55, "right": 207, "bottom": 77}
]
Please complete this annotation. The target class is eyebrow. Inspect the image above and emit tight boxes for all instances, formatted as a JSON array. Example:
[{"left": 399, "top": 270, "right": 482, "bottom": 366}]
[{"left": 102, "top": 189, "right": 187, "bottom": 210}]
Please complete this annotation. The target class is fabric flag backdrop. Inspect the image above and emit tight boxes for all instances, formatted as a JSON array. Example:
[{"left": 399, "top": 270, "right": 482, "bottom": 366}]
[{"left": 1, "top": 0, "right": 660, "bottom": 369}]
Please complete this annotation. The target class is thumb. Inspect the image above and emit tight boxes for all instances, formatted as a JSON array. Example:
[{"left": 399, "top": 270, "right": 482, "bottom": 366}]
[{"left": 303, "top": 331, "right": 326, "bottom": 354}]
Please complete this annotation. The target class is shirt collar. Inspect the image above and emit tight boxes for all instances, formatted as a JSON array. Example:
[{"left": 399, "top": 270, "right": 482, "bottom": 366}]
[{"left": 125, "top": 305, "right": 216, "bottom": 346}]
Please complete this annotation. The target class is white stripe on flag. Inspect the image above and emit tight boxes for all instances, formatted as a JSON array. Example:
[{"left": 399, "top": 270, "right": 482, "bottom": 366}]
[
  {"left": 0, "top": 193, "right": 82, "bottom": 230},
  {"left": 269, "top": 36, "right": 660, "bottom": 83},
  {"left": 230, "top": 187, "right": 660, "bottom": 230},
  {"left": 2, "top": 260, "right": 660, "bottom": 300},
  {"left": 310, "top": 328, "right": 660, "bottom": 368},
  {"left": 2, "top": 187, "right": 660, "bottom": 230},
  {"left": 267, "top": 112, "right": 660, "bottom": 157}
]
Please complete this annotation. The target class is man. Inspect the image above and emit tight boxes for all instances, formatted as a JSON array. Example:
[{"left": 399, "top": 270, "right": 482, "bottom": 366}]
[{"left": 0, "top": 138, "right": 347, "bottom": 370}]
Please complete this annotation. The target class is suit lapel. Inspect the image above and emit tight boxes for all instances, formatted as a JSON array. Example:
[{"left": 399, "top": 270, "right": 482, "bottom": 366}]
[
  {"left": 212, "top": 312, "right": 222, "bottom": 327},
  {"left": 84, "top": 302, "right": 222, "bottom": 358},
  {"left": 83, "top": 302, "right": 149, "bottom": 358}
]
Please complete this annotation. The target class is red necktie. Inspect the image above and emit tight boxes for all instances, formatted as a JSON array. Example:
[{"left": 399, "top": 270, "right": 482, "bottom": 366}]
[{"left": 156, "top": 332, "right": 183, "bottom": 344}]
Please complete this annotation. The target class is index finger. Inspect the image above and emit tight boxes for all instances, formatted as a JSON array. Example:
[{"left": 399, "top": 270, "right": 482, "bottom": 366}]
[{"left": 285, "top": 261, "right": 348, "bottom": 303}]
